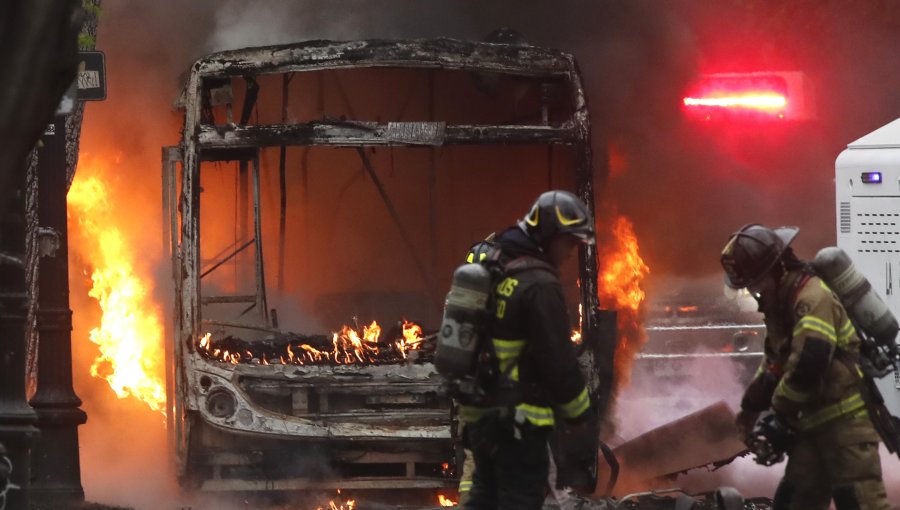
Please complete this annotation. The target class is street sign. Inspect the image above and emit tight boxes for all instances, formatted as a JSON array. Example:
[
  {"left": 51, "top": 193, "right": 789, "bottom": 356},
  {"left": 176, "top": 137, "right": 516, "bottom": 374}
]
[{"left": 76, "top": 51, "right": 106, "bottom": 101}]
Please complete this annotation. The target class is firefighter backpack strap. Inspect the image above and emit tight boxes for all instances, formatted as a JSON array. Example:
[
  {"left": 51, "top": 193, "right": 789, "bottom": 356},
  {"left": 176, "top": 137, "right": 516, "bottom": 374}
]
[{"left": 503, "top": 256, "right": 558, "bottom": 277}]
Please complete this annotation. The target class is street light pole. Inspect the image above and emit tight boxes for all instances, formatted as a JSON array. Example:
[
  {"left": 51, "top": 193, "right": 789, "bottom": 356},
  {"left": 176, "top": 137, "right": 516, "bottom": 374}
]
[{"left": 29, "top": 114, "right": 87, "bottom": 505}]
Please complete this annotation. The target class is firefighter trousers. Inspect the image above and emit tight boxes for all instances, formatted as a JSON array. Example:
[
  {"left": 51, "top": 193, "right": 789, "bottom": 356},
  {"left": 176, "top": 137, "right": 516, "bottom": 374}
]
[
  {"left": 462, "top": 415, "right": 550, "bottom": 510},
  {"left": 776, "top": 417, "right": 889, "bottom": 510}
]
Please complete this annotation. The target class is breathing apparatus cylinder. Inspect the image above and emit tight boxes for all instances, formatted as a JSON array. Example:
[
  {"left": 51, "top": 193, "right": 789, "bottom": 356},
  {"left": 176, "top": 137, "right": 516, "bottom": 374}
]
[
  {"left": 813, "top": 247, "right": 900, "bottom": 374},
  {"left": 435, "top": 263, "right": 492, "bottom": 379}
]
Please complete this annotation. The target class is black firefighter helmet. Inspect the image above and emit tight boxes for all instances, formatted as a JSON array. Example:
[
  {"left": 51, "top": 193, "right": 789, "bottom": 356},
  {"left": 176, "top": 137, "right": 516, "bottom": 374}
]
[
  {"left": 720, "top": 224, "right": 799, "bottom": 289},
  {"left": 518, "top": 190, "right": 595, "bottom": 247}
]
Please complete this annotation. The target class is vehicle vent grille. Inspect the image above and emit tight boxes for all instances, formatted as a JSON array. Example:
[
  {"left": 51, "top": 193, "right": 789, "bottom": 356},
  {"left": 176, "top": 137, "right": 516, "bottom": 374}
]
[
  {"left": 857, "top": 212, "right": 900, "bottom": 253},
  {"left": 840, "top": 202, "right": 851, "bottom": 233}
]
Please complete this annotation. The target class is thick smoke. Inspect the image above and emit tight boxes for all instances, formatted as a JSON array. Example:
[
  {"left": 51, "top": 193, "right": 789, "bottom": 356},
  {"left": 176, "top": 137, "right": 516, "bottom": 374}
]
[
  {"left": 96, "top": 0, "right": 900, "bottom": 275},
  {"left": 611, "top": 354, "right": 783, "bottom": 497},
  {"left": 71, "top": 1, "right": 900, "bottom": 507},
  {"left": 614, "top": 354, "right": 900, "bottom": 503}
]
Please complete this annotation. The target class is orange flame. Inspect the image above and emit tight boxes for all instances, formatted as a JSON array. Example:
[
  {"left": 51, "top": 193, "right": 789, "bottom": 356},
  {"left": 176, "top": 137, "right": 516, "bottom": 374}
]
[
  {"left": 317, "top": 491, "right": 356, "bottom": 510},
  {"left": 598, "top": 214, "right": 649, "bottom": 391},
  {"left": 68, "top": 156, "right": 166, "bottom": 414},
  {"left": 571, "top": 303, "right": 583, "bottom": 344},
  {"left": 397, "top": 319, "right": 425, "bottom": 358},
  {"left": 317, "top": 500, "right": 356, "bottom": 510},
  {"left": 333, "top": 321, "right": 382, "bottom": 363},
  {"left": 198, "top": 319, "right": 428, "bottom": 365},
  {"left": 438, "top": 494, "right": 457, "bottom": 506},
  {"left": 570, "top": 330, "right": 583, "bottom": 344}
]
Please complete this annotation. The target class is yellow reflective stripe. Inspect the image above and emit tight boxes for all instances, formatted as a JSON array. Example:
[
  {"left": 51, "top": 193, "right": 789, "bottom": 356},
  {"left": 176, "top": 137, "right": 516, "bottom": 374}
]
[
  {"left": 813, "top": 280, "right": 854, "bottom": 344},
  {"left": 479, "top": 252, "right": 488, "bottom": 262},
  {"left": 559, "top": 387, "right": 590, "bottom": 419},
  {"left": 492, "top": 338, "right": 525, "bottom": 378},
  {"left": 525, "top": 206, "right": 539, "bottom": 227},
  {"left": 798, "top": 393, "right": 866, "bottom": 430},
  {"left": 515, "top": 403, "right": 555, "bottom": 427},
  {"left": 774, "top": 378, "right": 811, "bottom": 403},
  {"left": 458, "top": 405, "right": 487, "bottom": 423},
  {"left": 492, "top": 339, "right": 525, "bottom": 358},
  {"left": 837, "top": 319, "right": 856, "bottom": 345},
  {"left": 555, "top": 205, "right": 586, "bottom": 226},
  {"left": 466, "top": 253, "right": 474, "bottom": 263},
  {"left": 459, "top": 480, "right": 473, "bottom": 492},
  {"left": 793, "top": 316, "right": 837, "bottom": 342}
]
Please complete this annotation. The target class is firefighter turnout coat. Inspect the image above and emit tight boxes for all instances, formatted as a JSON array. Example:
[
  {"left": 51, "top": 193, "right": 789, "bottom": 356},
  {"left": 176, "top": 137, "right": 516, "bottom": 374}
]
[
  {"left": 742, "top": 269, "right": 889, "bottom": 510},
  {"left": 458, "top": 228, "right": 591, "bottom": 428},
  {"left": 743, "top": 271, "right": 873, "bottom": 433}
]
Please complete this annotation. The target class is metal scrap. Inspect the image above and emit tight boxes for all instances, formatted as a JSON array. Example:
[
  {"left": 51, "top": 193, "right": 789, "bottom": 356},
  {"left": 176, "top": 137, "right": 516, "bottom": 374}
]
[{"left": 601, "top": 402, "right": 748, "bottom": 497}]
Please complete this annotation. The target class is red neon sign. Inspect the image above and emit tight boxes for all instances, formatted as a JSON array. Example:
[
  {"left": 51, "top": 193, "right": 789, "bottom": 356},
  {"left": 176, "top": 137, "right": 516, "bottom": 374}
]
[
  {"left": 683, "top": 73, "right": 790, "bottom": 119},
  {"left": 683, "top": 93, "right": 786, "bottom": 110}
]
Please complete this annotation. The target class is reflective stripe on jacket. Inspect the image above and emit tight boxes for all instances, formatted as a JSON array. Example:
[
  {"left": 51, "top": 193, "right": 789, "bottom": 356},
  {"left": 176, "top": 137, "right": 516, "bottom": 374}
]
[
  {"left": 765, "top": 272, "right": 870, "bottom": 431},
  {"left": 458, "top": 337, "right": 590, "bottom": 427}
]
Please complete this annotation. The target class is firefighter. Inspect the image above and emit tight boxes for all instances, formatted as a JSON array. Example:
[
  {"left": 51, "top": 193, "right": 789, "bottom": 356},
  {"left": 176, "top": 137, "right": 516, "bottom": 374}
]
[
  {"left": 458, "top": 233, "right": 589, "bottom": 509},
  {"left": 720, "top": 224, "right": 890, "bottom": 510},
  {"left": 460, "top": 190, "right": 597, "bottom": 510}
]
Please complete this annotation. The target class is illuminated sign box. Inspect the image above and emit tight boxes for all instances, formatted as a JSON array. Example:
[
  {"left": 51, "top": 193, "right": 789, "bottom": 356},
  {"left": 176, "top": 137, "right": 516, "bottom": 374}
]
[{"left": 683, "top": 71, "right": 814, "bottom": 122}]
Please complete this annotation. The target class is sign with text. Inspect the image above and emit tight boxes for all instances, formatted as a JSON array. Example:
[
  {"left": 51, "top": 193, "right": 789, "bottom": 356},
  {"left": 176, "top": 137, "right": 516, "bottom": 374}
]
[{"left": 77, "top": 51, "right": 106, "bottom": 101}]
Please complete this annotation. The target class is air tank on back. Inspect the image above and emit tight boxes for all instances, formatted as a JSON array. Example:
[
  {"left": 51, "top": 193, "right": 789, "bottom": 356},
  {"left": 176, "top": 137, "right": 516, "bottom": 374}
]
[
  {"left": 813, "top": 247, "right": 899, "bottom": 373},
  {"left": 435, "top": 263, "right": 492, "bottom": 379}
]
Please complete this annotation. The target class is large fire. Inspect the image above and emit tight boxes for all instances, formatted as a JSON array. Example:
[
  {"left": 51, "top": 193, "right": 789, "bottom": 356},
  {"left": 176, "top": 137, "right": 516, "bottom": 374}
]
[
  {"left": 598, "top": 214, "right": 649, "bottom": 391},
  {"left": 68, "top": 155, "right": 167, "bottom": 414},
  {"left": 68, "top": 154, "right": 428, "bottom": 413}
]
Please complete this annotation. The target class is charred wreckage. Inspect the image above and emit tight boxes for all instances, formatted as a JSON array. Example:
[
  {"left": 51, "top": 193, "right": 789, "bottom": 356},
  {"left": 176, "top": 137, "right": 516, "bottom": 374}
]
[{"left": 162, "top": 38, "right": 769, "bottom": 509}]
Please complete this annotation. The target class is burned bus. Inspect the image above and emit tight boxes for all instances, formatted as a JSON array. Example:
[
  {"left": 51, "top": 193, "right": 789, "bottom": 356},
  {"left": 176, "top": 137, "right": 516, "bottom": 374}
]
[{"left": 162, "top": 38, "right": 614, "bottom": 498}]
